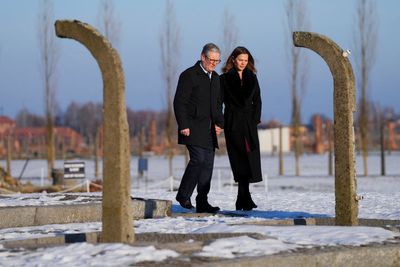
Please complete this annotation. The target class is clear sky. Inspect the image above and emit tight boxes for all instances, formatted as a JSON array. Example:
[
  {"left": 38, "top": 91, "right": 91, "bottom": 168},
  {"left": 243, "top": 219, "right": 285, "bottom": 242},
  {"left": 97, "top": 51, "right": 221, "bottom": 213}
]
[{"left": 0, "top": 0, "right": 399, "bottom": 124}]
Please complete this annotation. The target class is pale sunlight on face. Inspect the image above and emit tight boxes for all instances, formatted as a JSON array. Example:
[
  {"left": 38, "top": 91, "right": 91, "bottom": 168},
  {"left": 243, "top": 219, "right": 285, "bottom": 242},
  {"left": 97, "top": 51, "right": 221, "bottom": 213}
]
[
  {"left": 233, "top": 53, "right": 248, "bottom": 71},
  {"left": 201, "top": 51, "right": 221, "bottom": 72}
]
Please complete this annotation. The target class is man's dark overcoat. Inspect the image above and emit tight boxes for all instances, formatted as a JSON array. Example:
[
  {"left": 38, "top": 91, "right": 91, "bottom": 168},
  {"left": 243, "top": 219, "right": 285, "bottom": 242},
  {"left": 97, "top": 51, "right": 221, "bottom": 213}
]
[
  {"left": 220, "top": 67, "right": 262, "bottom": 183},
  {"left": 173, "top": 61, "right": 224, "bottom": 149}
]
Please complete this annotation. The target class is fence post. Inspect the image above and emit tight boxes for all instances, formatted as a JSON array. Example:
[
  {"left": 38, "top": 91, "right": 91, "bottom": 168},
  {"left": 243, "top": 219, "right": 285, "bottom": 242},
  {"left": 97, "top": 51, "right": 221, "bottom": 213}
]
[
  {"left": 218, "top": 169, "right": 221, "bottom": 192},
  {"left": 264, "top": 173, "right": 268, "bottom": 194},
  {"left": 170, "top": 176, "right": 174, "bottom": 192}
]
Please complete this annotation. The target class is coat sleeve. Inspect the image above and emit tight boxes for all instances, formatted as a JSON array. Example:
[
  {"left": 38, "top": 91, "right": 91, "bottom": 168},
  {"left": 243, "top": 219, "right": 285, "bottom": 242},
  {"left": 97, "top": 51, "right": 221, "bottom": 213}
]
[
  {"left": 253, "top": 75, "right": 262, "bottom": 124},
  {"left": 173, "top": 71, "right": 192, "bottom": 130}
]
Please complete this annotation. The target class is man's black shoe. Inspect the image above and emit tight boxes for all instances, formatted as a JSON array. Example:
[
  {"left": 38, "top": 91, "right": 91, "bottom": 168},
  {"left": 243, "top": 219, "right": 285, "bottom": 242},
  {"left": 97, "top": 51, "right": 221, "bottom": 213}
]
[
  {"left": 177, "top": 199, "right": 194, "bottom": 210},
  {"left": 196, "top": 203, "right": 220, "bottom": 213}
]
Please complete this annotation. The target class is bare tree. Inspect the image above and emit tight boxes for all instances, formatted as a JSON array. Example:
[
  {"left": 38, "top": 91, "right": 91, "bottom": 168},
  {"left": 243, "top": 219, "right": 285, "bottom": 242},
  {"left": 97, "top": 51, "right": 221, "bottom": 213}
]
[
  {"left": 96, "top": 0, "right": 121, "bottom": 178},
  {"left": 353, "top": 0, "right": 378, "bottom": 176},
  {"left": 284, "top": 0, "right": 310, "bottom": 176},
  {"left": 15, "top": 108, "right": 46, "bottom": 127},
  {"left": 77, "top": 102, "right": 103, "bottom": 147},
  {"left": 38, "top": 0, "right": 59, "bottom": 178},
  {"left": 221, "top": 7, "right": 239, "bottom": 63},
  {"left": 159, "top": 0, "right": 181, "bottom": 178},
  {"left": 97, "top": 0, "right": 121, "bottom": 47},
  {"left": 64, "top": 102, "right": 81, "bottom": 131},
  {"left": 6, "top": 133, "right": 12, "bottom": 176}
]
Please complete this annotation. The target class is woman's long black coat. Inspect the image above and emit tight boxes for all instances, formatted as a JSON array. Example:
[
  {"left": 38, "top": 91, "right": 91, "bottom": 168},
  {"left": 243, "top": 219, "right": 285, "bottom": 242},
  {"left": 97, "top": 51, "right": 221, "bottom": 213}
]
[{"left": 220, "top": 68, "right": 262, "bottom": 183}]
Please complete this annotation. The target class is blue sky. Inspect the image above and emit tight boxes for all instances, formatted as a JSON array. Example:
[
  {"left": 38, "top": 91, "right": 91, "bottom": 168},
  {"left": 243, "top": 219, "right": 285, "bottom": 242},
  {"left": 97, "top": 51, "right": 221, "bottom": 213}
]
[{"left": 0, "top": 0, "right": 399, "bottom": 124}]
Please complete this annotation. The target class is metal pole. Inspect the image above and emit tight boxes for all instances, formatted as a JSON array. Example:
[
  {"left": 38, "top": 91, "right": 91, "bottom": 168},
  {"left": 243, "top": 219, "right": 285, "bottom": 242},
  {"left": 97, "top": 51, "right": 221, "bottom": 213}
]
[
  {"left": 18, "top": 158, "right": 30, "bottom": 180},
  {"left": 279, "top": 125, "right": 284, "bottom": 176},
  {"left": 6, "top": 134, "right": 12, "bottom": 176},
  {"left": 380, "top": 121, "right": 386, "bottom": 176},
  {"left": 230, "top": 171, "right": 234, "bottom": 193},
  {"left": 218, "top": 169, "right": 221, "bottom": 192},
  {"left": 264, "top": 173, "right": 268, "bottom": 194},
  {"left": 40, "top": 167, "right": 44, "bottom": 186}
]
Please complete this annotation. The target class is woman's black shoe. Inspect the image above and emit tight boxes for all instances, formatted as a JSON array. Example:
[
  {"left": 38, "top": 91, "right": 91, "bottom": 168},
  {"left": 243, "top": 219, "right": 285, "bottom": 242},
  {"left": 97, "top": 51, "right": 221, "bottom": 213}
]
[
  {"left": 243, "top": 199, "right": 257, "bottom": 211},
  {"left": 236, "top": 196, "right": 257, "bottom": 211},
  {"left": 236, "top": 181, "right": 257, "bottom": 211},
  {"left": 235, "top": 198, "right": 243, "bottom": 211}
]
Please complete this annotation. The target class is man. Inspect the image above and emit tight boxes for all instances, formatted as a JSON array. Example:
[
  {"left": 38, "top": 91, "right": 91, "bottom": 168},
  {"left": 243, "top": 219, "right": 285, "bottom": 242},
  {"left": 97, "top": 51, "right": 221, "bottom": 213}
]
[{"left": 173, "top": 43, "right": 224, "bottom": 213}]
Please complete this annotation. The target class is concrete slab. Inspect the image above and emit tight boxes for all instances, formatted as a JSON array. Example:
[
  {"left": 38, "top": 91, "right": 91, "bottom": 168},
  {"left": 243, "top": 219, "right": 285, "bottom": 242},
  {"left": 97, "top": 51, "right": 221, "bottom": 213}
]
[
  {"left": 0, "top": 206, "right": 36, "bottom": 228},
  {"left": 2, "top": 230, "right": 399, "bottom": 267},
  {"left": 0, "top": 198, "right": 171, "bottom": 229},
  {"left": 198, "top": 245, "right": 400, "bottom": 267},
  {"left": 1, "top": 203, "right": 399, "bottom": 266},
  {"left": 228, "top": 217, "right": 400, "bottom": 228},
  {"left": 1, "top": 232, "right": 267, "bottom": 249}
]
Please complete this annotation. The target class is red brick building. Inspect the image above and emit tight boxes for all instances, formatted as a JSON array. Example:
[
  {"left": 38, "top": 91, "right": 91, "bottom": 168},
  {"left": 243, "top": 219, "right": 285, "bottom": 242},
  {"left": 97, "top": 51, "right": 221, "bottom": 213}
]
[
  {"left": 13, "top": 127, "right": 84, "bottom": 158},
  {"left": 311, "top": 115, "right": 333, "bottom": 154},
  {"left": 0, "top": 116, "right": 16, "bottom": 157},
  {"left": 0, "top": 116, "right": 84, "bottom": 158}
]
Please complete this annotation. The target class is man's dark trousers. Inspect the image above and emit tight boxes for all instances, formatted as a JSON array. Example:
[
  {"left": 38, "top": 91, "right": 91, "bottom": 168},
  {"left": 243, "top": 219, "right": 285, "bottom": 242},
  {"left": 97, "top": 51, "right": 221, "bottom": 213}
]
[{"left": 176, "top": 143, "right": 215, "bottom": 205}]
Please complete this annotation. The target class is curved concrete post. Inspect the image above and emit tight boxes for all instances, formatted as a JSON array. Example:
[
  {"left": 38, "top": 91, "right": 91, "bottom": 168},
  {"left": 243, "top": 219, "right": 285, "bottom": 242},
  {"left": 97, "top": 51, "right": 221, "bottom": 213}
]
[
  {"left": 55, "top": 20, "right": 134, "bottom": 242},
  {"left": 293, "top": 32, "right": 358, "bottom": 226}
]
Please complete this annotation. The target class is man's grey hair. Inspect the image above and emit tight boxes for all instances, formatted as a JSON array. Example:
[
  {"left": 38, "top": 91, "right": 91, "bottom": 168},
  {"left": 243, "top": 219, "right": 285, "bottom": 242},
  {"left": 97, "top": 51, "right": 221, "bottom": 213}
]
[{"left": 201, "top": 43, "right": 220, "bottom": 56}]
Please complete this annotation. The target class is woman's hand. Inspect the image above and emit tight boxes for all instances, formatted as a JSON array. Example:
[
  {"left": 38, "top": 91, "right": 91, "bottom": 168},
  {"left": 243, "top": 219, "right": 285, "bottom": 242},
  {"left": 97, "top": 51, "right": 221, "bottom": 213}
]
[
  {"left": 180, "top": 128, "right": 190, "bottom": 136},
  {"left": 215, "top": 125, "right": 222, "bottom": 136}
]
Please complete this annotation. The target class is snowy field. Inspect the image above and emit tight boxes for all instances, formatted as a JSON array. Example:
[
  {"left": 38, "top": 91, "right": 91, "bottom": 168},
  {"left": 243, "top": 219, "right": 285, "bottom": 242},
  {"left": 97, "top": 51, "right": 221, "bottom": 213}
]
[{"left": 0, "top": 153, "right": 399, "bottom": 266}]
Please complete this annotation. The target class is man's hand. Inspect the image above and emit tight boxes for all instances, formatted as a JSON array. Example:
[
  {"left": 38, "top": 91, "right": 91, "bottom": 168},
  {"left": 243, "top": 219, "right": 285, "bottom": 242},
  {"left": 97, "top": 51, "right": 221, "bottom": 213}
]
[
  {"left": 180, "top": 128, "right": 190, "bottom": 136},
  {"left": 215, "top": 125, "right": 222, "bottom": 136}
]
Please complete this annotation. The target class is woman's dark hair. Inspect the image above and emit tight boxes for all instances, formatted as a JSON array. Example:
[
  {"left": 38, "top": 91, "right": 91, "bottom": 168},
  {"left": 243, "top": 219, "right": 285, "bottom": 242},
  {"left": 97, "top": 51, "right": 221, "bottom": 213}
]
[{"left": 221, "top": 46, "right": 257, "bottom": 73}]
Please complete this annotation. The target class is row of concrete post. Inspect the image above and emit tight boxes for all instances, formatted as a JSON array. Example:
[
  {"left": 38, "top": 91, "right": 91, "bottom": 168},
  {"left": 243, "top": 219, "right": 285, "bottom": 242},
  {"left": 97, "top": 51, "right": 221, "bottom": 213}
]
[{"left": 49, "top": 20, "right": 361, "bottom": 243}]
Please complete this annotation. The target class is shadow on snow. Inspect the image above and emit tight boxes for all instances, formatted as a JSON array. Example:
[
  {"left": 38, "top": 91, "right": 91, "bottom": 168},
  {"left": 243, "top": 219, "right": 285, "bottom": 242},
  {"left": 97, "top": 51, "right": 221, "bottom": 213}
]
[{"left": 172, "top": 204, "right": 329, "bottom": 220}]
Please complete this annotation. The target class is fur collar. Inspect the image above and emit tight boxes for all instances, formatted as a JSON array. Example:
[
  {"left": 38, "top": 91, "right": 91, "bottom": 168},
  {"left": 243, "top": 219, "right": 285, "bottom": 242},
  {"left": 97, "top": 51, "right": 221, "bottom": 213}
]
[{"left": 224, "top": 67, "right": 256, "bottom": 100}]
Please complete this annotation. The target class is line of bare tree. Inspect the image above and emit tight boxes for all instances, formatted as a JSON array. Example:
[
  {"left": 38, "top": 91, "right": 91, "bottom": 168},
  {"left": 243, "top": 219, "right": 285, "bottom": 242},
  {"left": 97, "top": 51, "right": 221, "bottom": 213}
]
[
  {"left": 29, "top": 0, "right": 390, "bottom": 181},
  {"left": 284, "top": 0, "right": 310, "bottom": 176},
  {"left": 159, "top": 0, "right": 181, "bottom": 178},
  {"left": 14, "top": 101, "right": 398, "bottom": 151},
  {"left": 14, "top": 103, "right": 167, "bottom": 143},
  {"left": 353, "top": 0, "right": 378, "bottom": 176},
  {"left": 38, "top": 0, "right": 58, "bottom": 178},
  {"left": 97, "top": 0, "right": 121, "bottom": 48},
  {"left": 221, "top": 7, "right": 239, "bottom": 64}
]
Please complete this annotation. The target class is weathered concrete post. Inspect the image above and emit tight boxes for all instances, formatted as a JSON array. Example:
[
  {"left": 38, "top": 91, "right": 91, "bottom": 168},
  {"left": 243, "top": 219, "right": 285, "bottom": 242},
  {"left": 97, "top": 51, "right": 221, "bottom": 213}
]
[
  {"left": 55, "top": 20, "right": 134, "bottom": 242},
  {"left": 293, "top": 32, "right": 358, "bottom": 226}
]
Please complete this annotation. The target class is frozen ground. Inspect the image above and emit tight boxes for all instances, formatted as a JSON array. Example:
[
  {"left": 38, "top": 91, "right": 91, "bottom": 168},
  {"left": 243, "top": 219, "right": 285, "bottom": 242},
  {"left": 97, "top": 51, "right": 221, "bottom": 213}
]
[{"left": 0, "top": 153, "right": 399, "bottom": 266}]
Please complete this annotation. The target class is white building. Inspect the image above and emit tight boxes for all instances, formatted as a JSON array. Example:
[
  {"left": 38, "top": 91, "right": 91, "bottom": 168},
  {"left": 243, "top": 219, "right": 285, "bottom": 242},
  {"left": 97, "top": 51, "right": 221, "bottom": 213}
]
[{"left": 258, "top": 127, "right": 291, "bottom": 154}]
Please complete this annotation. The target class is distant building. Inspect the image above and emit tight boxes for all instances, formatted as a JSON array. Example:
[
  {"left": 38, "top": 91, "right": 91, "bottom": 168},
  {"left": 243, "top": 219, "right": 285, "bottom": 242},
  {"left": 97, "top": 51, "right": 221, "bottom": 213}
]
[
  {"left": 0, "top": 116, "right": 16, "bottom": 134},
  {"left": 145, "top": 118, "right": 164, "bottom": 155},
  {"left": 311, "top": 114, "right": 333, "bottom": 154},
  {"left": 387, "top": 120, "right": 399, "bottom": 151},
  {"left": 0, "top": 116, "right": 17, "bottom": 157},
  {"left": 258, "top": 121, "right": 291, "bottom": 154},
  {"left": 0, "top": 115, "right": 84, "bottom": 158},
  {"left": 13, "top": 127, "right": 84, "bottom": 158}
]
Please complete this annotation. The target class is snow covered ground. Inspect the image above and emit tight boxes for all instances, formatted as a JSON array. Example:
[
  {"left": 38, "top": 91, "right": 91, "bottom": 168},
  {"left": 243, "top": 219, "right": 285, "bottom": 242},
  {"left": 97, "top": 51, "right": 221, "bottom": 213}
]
[{"left": 0, "top": 153, "right": 399, "bottom": 266}]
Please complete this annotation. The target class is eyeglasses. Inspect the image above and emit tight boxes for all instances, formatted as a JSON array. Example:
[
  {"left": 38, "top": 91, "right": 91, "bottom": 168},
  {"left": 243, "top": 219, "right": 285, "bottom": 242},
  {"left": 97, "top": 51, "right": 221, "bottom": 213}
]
[{"left": 205, "top": 55, "right": 221, "bottom": 64}]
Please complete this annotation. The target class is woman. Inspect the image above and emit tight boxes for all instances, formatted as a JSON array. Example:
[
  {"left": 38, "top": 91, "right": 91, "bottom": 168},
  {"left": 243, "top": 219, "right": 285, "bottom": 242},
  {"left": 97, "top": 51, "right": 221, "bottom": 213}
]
[{"left": 220, "top": 46, "right": 262, "bottom": 211}]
